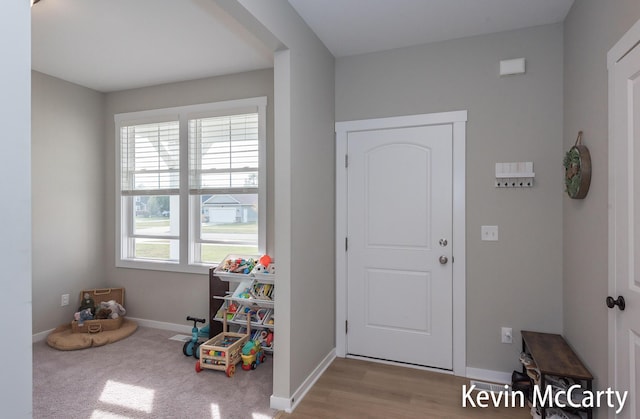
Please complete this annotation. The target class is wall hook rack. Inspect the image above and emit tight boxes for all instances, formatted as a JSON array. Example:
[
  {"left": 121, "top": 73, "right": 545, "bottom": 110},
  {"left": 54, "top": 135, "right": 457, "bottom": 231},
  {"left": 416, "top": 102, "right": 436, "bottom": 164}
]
[{"left": 495, "top": 162, "right": 535, "bottom": 188}]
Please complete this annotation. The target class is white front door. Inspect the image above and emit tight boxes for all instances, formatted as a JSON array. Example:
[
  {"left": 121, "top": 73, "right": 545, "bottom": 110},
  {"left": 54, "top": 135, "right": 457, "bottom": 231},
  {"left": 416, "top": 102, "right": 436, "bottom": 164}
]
[
  {"left": 609, "top": 19, "right": 640, "bottom": 419},
  {"left": 346, "top": 123, "right": 454, "bottom": 369}
]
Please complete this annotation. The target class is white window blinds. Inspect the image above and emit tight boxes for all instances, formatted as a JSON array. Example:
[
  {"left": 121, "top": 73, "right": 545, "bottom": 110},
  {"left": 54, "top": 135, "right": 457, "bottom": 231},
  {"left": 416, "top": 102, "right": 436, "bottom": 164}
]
[
  {"left": 120, "top": 121, "right": 180, "bottom": 195},
  {"left": 189, "top": 113, "right": 259, "bottom": 194}
]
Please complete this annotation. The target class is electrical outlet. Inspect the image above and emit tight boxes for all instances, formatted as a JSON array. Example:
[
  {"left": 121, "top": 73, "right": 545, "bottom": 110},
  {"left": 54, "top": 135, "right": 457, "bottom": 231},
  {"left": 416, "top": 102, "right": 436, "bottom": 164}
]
[
  {"left": 501, "top": 327, "right": 513, "bottom": 344},
  {"left": 61, "top": 294, "right": 69, "bottom": 307}
]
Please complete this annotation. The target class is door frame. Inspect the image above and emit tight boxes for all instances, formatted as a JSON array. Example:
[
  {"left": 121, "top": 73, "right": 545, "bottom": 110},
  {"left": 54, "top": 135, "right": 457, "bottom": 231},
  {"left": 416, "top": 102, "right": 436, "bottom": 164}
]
[
  {"left": 607, "top": 18, "right": 640, "bottom": 419},
  {"left": 335, "top": 110, "right": 467, "bottom": 376}
]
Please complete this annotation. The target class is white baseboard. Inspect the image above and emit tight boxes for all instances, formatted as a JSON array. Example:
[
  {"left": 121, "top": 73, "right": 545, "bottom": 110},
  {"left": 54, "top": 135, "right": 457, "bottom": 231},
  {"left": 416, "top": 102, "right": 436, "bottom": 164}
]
[
  {"left": 32, "top": 317, "right": 191, "bottom": 343},
  {"left": 269, "top": 395, "right": 292, "bottom": 412},
  {"left": 270, "top": 348, "right": 336, "bottom": 413},
  {"left": 466, "top": 367, "right": 511, "bottom": 385},
  {"left": 33, "top": 328, "right": 54, "bottom": 343},
  {"left": 126, "top": 317, "right": 192, "bottom": 334}
]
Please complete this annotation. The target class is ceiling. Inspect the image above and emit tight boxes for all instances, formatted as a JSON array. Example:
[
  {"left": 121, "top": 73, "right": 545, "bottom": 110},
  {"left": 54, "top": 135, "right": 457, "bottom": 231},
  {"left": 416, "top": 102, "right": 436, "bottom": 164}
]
[
  {"left": 31, "top": 0, "right": 274, "bottom": 92},
  {"left": 31, "top": 0, "right": 574, "bottom": 93},
  {"left": 288, "top": 0, "right": 574, "bottom": 57}
]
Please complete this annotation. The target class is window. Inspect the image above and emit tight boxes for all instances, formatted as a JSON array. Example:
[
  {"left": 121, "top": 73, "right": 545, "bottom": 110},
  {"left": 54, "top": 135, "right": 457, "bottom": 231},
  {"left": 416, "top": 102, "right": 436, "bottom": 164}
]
[{"left": 115, "top": 97, "right": 266, "bottom": 273}]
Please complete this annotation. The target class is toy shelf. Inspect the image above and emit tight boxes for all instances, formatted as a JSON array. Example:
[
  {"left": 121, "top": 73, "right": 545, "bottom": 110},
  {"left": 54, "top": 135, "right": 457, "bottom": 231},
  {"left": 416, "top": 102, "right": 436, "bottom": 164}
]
[
  {"left": 210, "top": 256, "right": 276, "bottom": 356},
  {"left": 212, "top": 312, "right": 274, "bottom": 330}
]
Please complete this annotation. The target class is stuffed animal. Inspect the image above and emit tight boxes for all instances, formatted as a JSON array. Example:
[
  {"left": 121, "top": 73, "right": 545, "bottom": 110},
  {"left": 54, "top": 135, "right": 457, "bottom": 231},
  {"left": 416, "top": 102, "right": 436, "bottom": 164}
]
[
  {"left": 78, "top": 293, "right": 96, "bottom": 315},
  {"left": 259, "top": 254, "right": 271, "bottom": 267},
  {"left": 74, "top": 308, "right": 94, "bottom": 326},
  {"left": 95, "top": 307, "right": 112, "bottom": 319},
  {"left": 253, "top": 264, "right": 268, "bottom": 274},
  {"left": 98, "top": 300, "right": 126, "bottom": 319}
]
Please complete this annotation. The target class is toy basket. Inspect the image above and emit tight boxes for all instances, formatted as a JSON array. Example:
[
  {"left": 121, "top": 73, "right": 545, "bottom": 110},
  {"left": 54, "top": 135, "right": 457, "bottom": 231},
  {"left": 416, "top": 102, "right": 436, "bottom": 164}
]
[
  {"left": 213, "top": 254, "right": 260, "bottom": 281},
  {"left": 71, "top": 288, "right": 125, "bottom": 333}
]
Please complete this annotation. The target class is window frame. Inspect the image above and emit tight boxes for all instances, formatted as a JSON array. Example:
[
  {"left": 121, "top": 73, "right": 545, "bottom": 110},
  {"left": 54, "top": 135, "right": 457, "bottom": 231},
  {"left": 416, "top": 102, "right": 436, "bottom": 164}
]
[{"left": 115, "top": 97, "right": 267, "bottom": 274}]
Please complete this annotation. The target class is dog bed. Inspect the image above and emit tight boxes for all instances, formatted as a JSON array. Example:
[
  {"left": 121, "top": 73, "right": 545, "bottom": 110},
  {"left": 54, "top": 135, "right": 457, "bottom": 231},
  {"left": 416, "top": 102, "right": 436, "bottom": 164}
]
[{"left": 47, "top": 318, "right": 138, "bottom": 351}]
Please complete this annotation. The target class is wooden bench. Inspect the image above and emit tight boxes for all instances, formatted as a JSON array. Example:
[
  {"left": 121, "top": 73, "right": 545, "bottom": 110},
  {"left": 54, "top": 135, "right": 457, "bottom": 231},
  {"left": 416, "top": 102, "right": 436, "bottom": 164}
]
[{"left": 521, "top": 330, "right": 593, "bottom": 419}]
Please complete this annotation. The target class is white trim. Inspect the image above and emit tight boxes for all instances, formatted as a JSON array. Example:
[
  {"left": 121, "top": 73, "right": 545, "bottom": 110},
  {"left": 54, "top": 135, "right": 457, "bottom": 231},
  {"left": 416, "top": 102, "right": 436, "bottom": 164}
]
[
  {"left": 335, "top": 110, "right": 467, "bottom": 133},
  {"left": 33, "top": 328, "right": 54, "bottom": 343},
  {"left": 465, "top": 367, "right": 511, "bottom": 385},
  {"left": 126, "top": 317, "right": 192, "bottom": 334},
  {"left": 452, "top": 119, "right": 467, "bottom": 376},
  {"left": 268, "top": 395, "right": 292, "bottom": 412},
  {"left": 607, "top": 36, "right": 618, "bottom": 419},
  {"left": 335, "top": 130, "right": 348, "bottom": 358},
  {"left": 607, "top": 17, "right": 640, "bottom": 419},
  {"left": 270, "top": 348, "right": 336, "bottom": 413},
  {"left": 607, "top": 19, "right": 640, "bottom": 69},
  {"left": 32, "top": 317, "right": 192, "bottom": 343},
  {"left": 335, "top": 110, "right": 467, "bottom": 376},
  {"left": 114, "top": 97, "right": 267, "bottom": 125}
]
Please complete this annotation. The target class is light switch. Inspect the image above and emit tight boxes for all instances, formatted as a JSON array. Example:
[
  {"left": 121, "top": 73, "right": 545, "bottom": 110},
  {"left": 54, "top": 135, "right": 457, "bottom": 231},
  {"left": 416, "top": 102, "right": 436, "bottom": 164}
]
[{"left": 481, "top": 225, "right": 499, "bottom": 241}]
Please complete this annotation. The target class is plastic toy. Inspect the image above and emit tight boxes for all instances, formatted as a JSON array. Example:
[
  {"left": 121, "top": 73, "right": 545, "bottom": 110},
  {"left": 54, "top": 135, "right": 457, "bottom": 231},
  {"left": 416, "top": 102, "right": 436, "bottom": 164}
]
[
  {"left": 183, "top": 316, "right": 207, "bottom": 359},
  {"left": 241, "top": 340, "right": 266, "bottom": 370},
  {"left": 219, "top": 257, "right": 257, "bottom": 274}
]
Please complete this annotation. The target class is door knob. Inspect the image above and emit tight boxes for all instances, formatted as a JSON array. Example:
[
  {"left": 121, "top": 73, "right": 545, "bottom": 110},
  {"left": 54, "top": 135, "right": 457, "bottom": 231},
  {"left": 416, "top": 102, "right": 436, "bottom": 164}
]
[
  {"left": 606, "top": 296, "right": 626, "bottom": 311},
  {"left": 439, "top": 256, "right": 448, "bottom": 265}
]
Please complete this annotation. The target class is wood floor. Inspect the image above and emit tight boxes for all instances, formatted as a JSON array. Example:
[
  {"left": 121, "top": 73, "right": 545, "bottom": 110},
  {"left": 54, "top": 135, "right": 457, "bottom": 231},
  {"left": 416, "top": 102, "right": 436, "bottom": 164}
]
[{"left": 276, "top": 358, "right": 531, "bottom": 418}]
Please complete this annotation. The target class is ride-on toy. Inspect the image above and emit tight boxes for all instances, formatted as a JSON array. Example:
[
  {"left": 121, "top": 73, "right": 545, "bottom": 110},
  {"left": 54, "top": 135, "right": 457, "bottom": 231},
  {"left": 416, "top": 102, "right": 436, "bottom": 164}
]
[{"left": 183, "top": 316, "right": 207, "bottom": 359}]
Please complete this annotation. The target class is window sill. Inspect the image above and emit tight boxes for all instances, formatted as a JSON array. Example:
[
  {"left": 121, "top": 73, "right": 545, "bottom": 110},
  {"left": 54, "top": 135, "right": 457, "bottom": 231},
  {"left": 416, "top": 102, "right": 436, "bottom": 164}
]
[{"left": 116, "top": 259, "right": 213, "bottom": 275}]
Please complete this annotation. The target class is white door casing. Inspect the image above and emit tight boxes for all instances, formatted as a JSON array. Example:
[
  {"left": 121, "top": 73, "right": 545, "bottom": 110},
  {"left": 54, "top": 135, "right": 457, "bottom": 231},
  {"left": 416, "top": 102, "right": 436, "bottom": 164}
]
[
  {"left": 335, "top": 111, "right": 467, "bottom": 375},
  {"left": 608, "top": 18, "right": 640, "bottom": 419}
]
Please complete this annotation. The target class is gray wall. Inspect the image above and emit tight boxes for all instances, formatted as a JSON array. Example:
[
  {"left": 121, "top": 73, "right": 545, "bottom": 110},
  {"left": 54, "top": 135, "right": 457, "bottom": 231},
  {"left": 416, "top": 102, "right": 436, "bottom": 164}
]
[
  {"left": 104, "top": 69, "right": 274, "bottom": 325},
  {"left": 219, "top": 0, "right": 336, "bottom": 401},
  {"left": 1, "top": 1, "right": 32, "bottom": 415},
  {"left": 563, "top": 1, "right": 640, "bottom": 416},
  {"left": 336, "top": 24, "right": 564, "bottom": 374},
  {"left": 31, "top": 71, "right": 106, "bottom": 333}
]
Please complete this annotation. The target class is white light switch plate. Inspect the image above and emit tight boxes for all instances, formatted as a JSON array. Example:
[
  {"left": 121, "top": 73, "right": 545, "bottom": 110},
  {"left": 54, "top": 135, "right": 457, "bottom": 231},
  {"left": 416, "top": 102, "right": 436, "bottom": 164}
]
[{"left": 481, "top": 225, "right": 499, "bottom": 241}]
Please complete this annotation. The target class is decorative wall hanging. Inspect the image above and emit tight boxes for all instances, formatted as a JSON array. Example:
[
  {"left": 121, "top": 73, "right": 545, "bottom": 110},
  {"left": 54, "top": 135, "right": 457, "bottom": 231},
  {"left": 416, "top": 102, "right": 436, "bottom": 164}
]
[{"left": 563, "top": 131, "right": 591, "bottom": 199}]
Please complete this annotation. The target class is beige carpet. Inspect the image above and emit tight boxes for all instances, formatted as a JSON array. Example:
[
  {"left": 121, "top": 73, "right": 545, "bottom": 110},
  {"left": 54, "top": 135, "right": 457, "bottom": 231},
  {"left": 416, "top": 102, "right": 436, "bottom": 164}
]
[{"left": 33, "top": 326, "right": 276, "bottom": 419}]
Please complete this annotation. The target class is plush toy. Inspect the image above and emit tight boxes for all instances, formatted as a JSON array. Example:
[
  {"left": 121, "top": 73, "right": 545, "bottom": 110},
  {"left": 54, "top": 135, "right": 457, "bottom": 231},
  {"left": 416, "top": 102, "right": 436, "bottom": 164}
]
[
  {"left": 253, "top": 264, "right": 268, "bottom": 274},
  {"left": 95, "top": 307, "right": 112, "bottom": 319},
  {"left": 78, "top": 293, "right": 96, "bottom": 315},
  {"left": 259, "top": 254, "right": 271, "bottom": 268},
  {"left": 98, "top": 300, "right": 126, "bottom": 319},
  {"left": 74, "top": 308, "right": 94, "bottom": 326}
]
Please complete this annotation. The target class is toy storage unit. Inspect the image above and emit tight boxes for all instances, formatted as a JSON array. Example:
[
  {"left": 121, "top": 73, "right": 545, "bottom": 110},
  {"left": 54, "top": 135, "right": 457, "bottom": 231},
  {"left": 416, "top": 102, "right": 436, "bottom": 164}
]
[
  {"left": 196, "top": 314, "right": 250, "bottom": 377},
  {"left": 210, "top": 255, "right": 275, "bottom": 353},
  {"left": 71, "top": 288, "right": 125, "bottom": 333}
]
